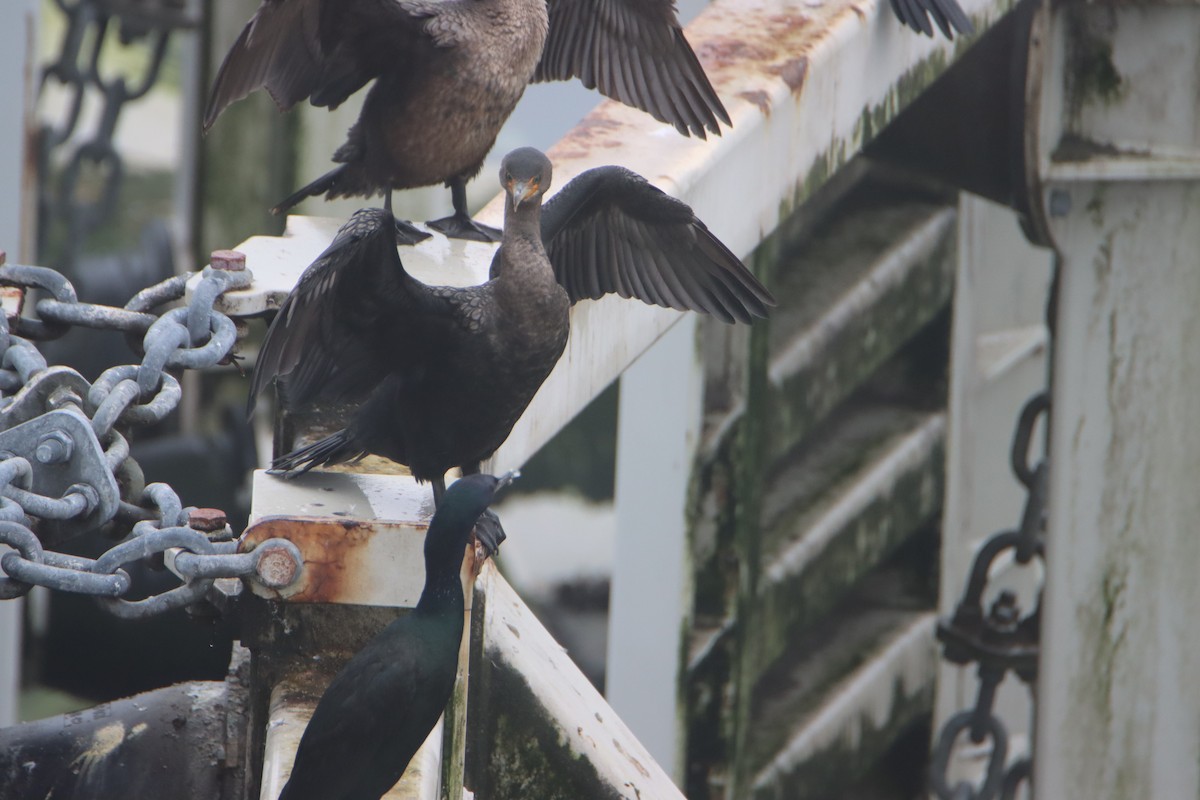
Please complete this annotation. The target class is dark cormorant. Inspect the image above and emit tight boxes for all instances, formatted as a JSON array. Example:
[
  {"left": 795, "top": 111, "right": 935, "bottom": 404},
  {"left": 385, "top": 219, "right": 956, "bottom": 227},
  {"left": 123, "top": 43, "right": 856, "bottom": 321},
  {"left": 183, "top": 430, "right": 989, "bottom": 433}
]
[
  {"left": 277, "top": 472, "right": 512, "bottom": 800},
  {"left": 890, "top": 0, "right": 973, "bottom": 39},
  {"left": 251, "top": 147, "right": 775, "bottom": 551},
  {"left": 204, "top": 0, "right": 730, "bottom": 242}
]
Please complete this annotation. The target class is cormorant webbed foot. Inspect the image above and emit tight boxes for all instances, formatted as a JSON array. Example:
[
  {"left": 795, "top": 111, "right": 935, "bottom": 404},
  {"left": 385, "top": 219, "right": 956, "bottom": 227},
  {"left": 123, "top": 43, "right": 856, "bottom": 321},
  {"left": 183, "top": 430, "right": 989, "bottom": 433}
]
[
  {"left": 472, "top": 508, "right": 507, "bottom": 558},
  {"left": 426, "top": 212, "right": 502, "bottom": 243},
  {"left": 394, "top": 217, "right": 432, "bottom": 245}
]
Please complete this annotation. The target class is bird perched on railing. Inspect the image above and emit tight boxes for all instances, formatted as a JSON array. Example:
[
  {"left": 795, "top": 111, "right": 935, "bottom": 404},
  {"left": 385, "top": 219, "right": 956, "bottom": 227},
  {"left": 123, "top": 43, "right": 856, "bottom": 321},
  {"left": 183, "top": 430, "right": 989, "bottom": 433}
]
[
  {"left": 204, "top": 0, "right": 730, "bottom": 242},
  {"left": 249, "top": 147, "right": 775, "bottom": 552},
  {"left": 890, "top": 0, "right": 973, "bottom": 40},
  {"left": 277, "top": 471, "right": 512, "bottom": 800}
]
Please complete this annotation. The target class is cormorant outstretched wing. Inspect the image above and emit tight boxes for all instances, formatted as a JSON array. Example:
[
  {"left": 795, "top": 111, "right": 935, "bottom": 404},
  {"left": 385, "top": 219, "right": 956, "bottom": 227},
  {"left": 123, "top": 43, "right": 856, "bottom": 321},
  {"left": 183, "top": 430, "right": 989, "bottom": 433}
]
[
  {"left": 204, "top": 0, "right": 433, "bottom": 131},
  {"left": 539, "top": 166, "right": 775, "bottom": 324},
  {"left": 534, "top": 0, "right": 730, "bottom": 138},
  {"left": 248, "top": 208, "right": 453, "bottom": 414},
  {"left": 889, "top": 0, "right": 973, "bottom": 38}
]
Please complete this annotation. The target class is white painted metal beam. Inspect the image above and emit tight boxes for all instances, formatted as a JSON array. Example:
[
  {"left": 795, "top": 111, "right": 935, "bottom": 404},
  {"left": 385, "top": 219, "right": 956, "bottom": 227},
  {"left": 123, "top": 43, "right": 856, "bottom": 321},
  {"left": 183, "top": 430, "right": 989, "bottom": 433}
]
[
  {"left": 478, "top": 566, "right": 688, "bottom": 799},
  {"left": 1031, "top": 5, "right": 1200, "bottom": 797},
  {"left": 933, "top": 194, "right": 1051, "bottom": 784},
  {"left": 608, "top": 314, "right": 702, "bottom": 780},
  {"left": 0, "top": 0, "right": 39, "bottom": 728}
]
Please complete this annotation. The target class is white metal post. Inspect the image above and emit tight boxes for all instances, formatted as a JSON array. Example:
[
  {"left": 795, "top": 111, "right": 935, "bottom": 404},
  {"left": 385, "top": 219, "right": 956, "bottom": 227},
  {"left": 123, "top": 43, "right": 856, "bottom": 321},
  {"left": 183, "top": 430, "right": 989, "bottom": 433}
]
[
  {"left": 0, "top": 0, "right": 38, "bottom": 727},
  {"left": 934, "top": 195, "right": 1052, "bottom": 777},
  {"left": 607, "top": 315, "right": 701, "bottom": 780},
  {"left": 1033, "top": 5, "right": 1200, "bottom": 797}
]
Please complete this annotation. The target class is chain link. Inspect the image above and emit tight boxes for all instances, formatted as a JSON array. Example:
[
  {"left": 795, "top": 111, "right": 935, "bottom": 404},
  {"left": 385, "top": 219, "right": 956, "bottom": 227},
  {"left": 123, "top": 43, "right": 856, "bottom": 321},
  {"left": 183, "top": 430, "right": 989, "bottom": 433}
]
[
  {"left": 36, "top": 0, "right": 201, "bottom": 271},
  {"left": 931, "top": 392, "right": 1048, "bottom": 800},
  {"left": 0, "top": 259, "right": 304, "bottom": 618}
]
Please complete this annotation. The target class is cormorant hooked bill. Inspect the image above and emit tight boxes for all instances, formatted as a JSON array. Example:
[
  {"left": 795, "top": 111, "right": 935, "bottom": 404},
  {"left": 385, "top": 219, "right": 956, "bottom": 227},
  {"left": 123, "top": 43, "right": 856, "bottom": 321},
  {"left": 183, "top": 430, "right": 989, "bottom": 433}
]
[
  {"left": 250, "top": 147, "right": 776, "bottom": 553},
  {"left": 277, "top": 472, "right": 513, "bottom": 800},
  {"left": 204, "top": 0, "right": 731, "bottom": 242}
]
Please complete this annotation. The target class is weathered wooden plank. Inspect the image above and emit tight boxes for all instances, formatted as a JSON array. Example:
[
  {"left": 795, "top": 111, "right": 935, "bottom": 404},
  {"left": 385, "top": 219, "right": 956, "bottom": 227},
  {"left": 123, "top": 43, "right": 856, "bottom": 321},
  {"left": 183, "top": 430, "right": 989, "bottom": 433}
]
[
  {"left": 763, "top": 202, "right": 955, "bottom": 465},
  {"left": 749, "top": 614, "right": 937, "bottom": 800},
  {"left": 752, "top": 410, "right": 945, "bottom": 684}
]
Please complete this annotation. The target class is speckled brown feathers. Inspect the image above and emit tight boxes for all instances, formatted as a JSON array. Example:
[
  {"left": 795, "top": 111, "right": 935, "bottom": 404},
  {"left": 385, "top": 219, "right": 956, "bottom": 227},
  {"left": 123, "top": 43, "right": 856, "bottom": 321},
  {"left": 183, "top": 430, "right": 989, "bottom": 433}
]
[{"left": 205, "top": 0, "right": 730, "bottom": 221}]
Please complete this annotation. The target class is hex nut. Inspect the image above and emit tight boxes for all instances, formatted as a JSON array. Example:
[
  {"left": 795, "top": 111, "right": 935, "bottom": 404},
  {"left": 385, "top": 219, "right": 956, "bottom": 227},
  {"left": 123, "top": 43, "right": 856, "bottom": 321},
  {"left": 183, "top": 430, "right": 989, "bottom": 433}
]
[
  {"left": 256, "top": 545, "right": 300, "bottom": 590},
  {"left": 35, "top": 431, "right": 74, "bottom": 464},
  {"left": 189, "top": 507, "right": 228, "bottom": 533},
  {"left": 210, "top": 250, "right": 247, "bottom": 271}
]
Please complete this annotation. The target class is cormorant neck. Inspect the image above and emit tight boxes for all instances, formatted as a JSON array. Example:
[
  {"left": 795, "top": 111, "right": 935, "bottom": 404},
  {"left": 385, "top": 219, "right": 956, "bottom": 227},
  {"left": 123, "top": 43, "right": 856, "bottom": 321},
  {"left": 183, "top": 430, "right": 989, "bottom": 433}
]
[
  {"left": 503, "top": 201, "right": 543, "bottom": 242},
  {"left": 415, "top": 558, "right": 465, "bottom": 616}
]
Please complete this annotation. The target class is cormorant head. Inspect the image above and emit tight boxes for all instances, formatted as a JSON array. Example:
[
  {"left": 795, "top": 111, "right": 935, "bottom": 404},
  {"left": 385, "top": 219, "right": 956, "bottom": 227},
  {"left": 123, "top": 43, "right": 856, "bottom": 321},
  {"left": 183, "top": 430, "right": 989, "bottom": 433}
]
[
  {"left": 426, "top": 472, "right": 518, "bottom": 560},
  {"left": 500, "top": 148, "right": 553, "bottom": 212}
]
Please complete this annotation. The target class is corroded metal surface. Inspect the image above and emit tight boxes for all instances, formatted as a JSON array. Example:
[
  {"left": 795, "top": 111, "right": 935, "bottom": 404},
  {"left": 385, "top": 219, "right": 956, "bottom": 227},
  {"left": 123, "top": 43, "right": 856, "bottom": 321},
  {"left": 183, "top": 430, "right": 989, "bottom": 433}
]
[{"left": 240, "top": 471, "right": 436, "bottom": 606}]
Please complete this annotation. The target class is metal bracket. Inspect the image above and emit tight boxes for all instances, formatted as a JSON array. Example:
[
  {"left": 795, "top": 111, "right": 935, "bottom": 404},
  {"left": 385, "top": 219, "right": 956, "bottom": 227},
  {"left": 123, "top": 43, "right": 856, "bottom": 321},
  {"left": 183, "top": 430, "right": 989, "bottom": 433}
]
[
  {"left": 0, "top": 407, "right": 120, "bottom": 540},
  {"left": 0, "top": 366, "right": 91, "bottom": 430}
]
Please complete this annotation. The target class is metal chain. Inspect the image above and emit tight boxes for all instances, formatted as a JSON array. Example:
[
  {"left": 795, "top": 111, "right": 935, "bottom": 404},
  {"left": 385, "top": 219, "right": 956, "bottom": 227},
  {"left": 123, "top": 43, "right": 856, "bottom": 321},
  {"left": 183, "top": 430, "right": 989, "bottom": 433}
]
[
  {"left": 931, "top": 391, "right": 1048, "bottom": 800},
  {"left": 0, "top": 257, "right": 304, "bottom": 618},
  {"left": 36, "top": 0, "right": 202, "bottom": 270}
]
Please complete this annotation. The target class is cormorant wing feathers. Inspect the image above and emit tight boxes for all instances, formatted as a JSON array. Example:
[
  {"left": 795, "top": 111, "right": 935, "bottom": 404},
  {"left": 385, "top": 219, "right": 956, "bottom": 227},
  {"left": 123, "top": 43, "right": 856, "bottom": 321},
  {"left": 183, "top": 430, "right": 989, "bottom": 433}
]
[
  {"left": 249, "top": 208, "right": 454, "bottom": 414},
  {"left": 540, "top": 166, "right": 775, "bottom": 324},
  {"left": 204, "top": 0, "right": 433, "bottom": 131},
  {"left": 889, "top": 0, "right": 973, "bottom": 38},
  {"left": 534, "top": 0, "right": 730, "bottom": 138}
]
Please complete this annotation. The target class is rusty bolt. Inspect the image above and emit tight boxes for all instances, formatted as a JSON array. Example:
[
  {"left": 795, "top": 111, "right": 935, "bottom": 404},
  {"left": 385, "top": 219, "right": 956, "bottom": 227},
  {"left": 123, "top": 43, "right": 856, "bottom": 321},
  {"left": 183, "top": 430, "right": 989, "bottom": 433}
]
[
  {"left": 211, "top": 249, "right": 246, "bottom": 271},
  {"left": 189, "top": 507, "right": 228, "bottom": 533},
  {"left": 256, "top": 543, "right": 301, "bottom": 590},
  {"left": 35, "top": 431, "right": 74, "bottom": 465}
]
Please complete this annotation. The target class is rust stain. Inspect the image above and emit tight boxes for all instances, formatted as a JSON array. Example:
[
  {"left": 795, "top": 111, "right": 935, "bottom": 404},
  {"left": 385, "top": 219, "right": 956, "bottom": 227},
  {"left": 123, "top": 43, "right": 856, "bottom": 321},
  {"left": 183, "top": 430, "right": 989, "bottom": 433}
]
[
  {"left": 690, "top": 6, "right": 817, "bottom": 90},
  {"left": 550, "top": 111, "right": 628, "bottom": 161},
  {"left": 576, "top": 726, "right": 597, "bottom": 748},
  {"left": 770, "top": 57, "right": 810, "bottom": 95},
  {"left": 241, "top": 516, "right": 382, "bottom": 602},
  {"left": 737, "top": 90, "right": 772, "bottom": 118},
  {"left": 611, "top": 738, "right": 651, "bottom": 779}
]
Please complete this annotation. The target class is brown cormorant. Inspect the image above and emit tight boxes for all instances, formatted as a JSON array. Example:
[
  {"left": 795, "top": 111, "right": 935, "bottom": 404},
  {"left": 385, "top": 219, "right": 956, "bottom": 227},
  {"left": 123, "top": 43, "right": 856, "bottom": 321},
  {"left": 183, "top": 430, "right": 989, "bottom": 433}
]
[
  {"left": 204, "top": 0, "right": 730, "bottom": 242},
  {"left": 251, "top": 147, "right": 775, "bottom": 551},
  {"left": 277, "top": 471, "right": 512, "bottom": 800}
]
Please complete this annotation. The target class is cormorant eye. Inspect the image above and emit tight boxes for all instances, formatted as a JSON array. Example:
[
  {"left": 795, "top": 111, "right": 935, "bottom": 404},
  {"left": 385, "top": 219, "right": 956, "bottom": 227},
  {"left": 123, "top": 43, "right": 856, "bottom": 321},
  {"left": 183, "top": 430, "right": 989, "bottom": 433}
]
[{"left": 505, "top": 172, "right": 512, "bottom": 182}]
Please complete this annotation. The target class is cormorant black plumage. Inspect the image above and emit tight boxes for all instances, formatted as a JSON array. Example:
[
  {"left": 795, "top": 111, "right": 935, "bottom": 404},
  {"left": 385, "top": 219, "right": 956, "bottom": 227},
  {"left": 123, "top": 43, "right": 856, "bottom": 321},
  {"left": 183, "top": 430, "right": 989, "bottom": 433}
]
[
  {"left": 205, "top": 0, "right": 730, "bottom": 241},
  {"left": 277, "top": 472, "right": 511, "bottom": 800},
  {"left": 251, "top": 147, "right": 775, "bottom": 550},
  {"left": 889, "top": 0, "right": 973, "bottom": 39}
]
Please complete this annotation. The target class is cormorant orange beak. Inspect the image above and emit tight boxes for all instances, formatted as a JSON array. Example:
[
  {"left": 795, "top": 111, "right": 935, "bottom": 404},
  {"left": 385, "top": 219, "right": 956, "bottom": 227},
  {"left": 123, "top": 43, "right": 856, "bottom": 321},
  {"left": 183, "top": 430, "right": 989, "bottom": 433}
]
[{"left": 510, "top": 179, "right": 539, "bottom": 211}]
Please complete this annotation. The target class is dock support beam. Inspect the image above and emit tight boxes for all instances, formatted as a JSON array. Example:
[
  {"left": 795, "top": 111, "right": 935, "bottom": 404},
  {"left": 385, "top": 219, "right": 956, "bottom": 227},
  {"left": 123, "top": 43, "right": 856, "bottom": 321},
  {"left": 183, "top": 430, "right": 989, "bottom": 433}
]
[{"left": 1032, "top": 4, "right": 1200, "bottom": 797}]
